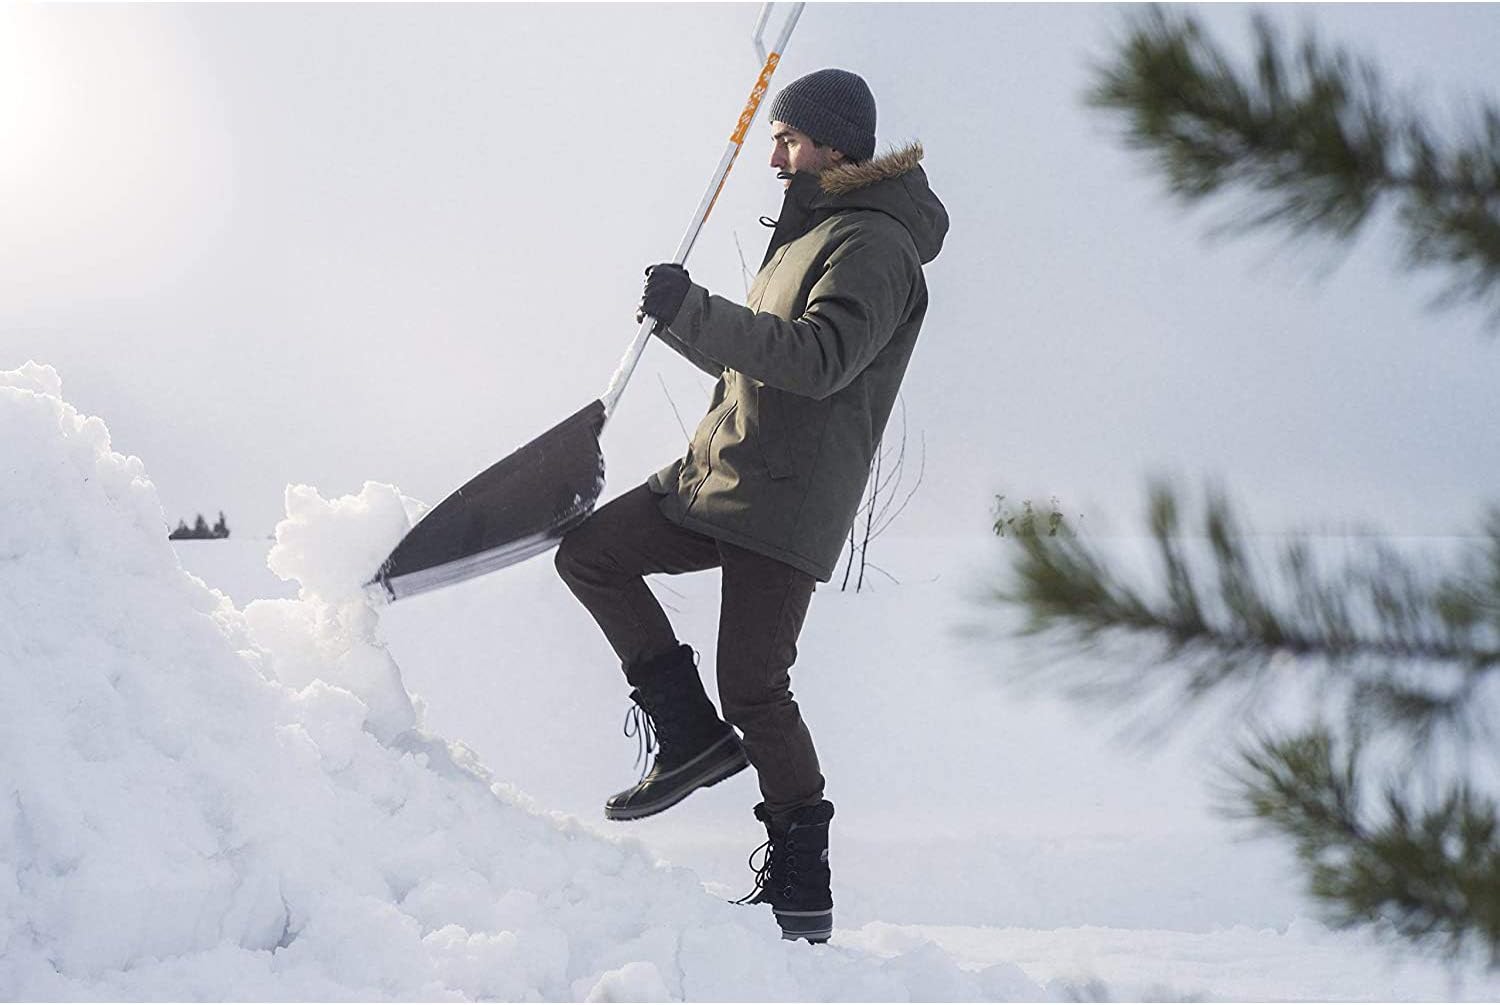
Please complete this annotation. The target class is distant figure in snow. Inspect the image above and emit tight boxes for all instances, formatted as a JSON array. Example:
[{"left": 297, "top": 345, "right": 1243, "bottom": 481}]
[{"left": 555, "top": 68, "right": 949, "bottom": 944}]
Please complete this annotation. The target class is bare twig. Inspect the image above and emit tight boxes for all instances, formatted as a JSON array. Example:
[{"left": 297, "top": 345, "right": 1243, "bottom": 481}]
[
  {"left": 657, "top": 373, "right": 691, "bottom": 443},
  {"left": 841, "top": 395, "right": 925, "bottom": 593},
  {"left": 733, "top": 230, "right": 754, "bottom": 300}
]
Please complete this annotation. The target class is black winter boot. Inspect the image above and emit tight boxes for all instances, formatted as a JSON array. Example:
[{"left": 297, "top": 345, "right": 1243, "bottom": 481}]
[
  {"left": 604, "top": 644, "right": 749, "bottom": 821},
  {"left": 736, "top": 799, "right": 835, "bottom": 943}
]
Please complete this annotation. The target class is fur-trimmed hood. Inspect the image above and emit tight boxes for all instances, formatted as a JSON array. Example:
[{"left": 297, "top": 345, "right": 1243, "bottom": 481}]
[
  {"left": 819, "top": 141, "right": 928, "bottom": 196},
  {"left": 811, "top": 142, "right": 948, "bottom": 264}
]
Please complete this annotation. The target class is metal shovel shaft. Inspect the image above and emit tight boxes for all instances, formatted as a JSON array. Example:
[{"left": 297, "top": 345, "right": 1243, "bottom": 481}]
[{"left": 602, "top": 2, "right": 805, "bottom": 420}]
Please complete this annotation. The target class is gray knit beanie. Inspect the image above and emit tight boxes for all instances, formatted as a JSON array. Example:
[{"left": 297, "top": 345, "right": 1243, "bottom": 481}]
[{"left": 767, "top": 68, "right": 876, "bottom": 163}]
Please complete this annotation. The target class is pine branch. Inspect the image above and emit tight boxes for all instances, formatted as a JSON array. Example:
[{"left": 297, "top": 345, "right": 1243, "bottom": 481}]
[
  {"left": 1023, "top": 8, "right": 1500, "bottom": 966},
  {"left": 1091, "top": 6, "right": 1500, "bottom": 324},
  {"left": 990, "top": 484, "right": 1500, "bottom": 962},
  {"left": 1233, "top": 727, "right": 1500, "bottom": 961},
  {"left": 997, "top": 482, "right": 1500, "bottom": 725}
]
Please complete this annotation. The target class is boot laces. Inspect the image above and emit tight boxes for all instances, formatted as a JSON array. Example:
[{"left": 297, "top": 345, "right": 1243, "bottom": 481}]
[
  {"left": 622, "top": 703, "right": 659, "bottom": 780},
  {"left": 733, "top": 838, "right": 774, "bottom": 905}
]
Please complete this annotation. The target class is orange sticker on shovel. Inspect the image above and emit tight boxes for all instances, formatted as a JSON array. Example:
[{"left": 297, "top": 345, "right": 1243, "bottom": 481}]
[{"left": 730, "top": 52, "right": 781, "bottom": 145}]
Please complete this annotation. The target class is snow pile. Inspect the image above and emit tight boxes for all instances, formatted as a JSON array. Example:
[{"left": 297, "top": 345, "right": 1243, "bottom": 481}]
[{"left": 0, "top": 363, "right": 1039, "bottom": 1000}]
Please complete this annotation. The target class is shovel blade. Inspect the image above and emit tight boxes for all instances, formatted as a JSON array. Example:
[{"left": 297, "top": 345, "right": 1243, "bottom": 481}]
[{"left": 370, "top": 400, "right": 606, "bottom": 602}]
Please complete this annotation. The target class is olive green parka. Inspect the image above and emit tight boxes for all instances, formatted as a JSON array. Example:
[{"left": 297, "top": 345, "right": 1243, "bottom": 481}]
[{"left": 648, "top": 142, "right": 949, "bottom": 581}]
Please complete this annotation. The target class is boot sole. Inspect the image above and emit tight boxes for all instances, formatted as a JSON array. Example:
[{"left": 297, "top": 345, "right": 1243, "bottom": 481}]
[
  {"left": 775, "top": 908, "right": 833, "bottom": 944},
  {"left": 604, "top": 740, "right": 750, "bottom": 821}
]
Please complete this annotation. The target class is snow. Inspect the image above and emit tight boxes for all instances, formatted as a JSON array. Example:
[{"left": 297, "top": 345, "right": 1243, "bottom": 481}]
[
  {"left": 0, "top": 363, "right": 1031, "bottom": 999},
  {"left": 265, "top": 481, "right": 424, "bottom": 605},
  {"left": 4, "top": 360, "right": 1498, "bottom": 1000}
]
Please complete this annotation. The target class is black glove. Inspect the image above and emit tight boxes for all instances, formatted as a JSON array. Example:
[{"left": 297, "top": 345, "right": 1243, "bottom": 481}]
[{"left": 636, "top": 263, "right": 692, "bottom": 328}]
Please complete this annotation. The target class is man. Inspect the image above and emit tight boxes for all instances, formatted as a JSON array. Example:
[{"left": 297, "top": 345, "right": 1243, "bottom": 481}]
[{"left": 555, "top": 68, "right": 948, "bottom": 943}]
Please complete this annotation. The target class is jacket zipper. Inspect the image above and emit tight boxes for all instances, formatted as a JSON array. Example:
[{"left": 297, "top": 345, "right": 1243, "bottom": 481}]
[{"left": 686, "top": 402, "right": 738, "bottom": 512}]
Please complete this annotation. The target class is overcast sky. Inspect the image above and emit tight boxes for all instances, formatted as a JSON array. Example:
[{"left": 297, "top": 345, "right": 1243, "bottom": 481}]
[{"left": 5, "top": 3, "right": 1499, "bottom": 542}]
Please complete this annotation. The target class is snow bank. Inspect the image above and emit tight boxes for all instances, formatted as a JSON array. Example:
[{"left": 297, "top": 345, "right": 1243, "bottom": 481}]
[{"left": 0, "top": 363, "right": 1038, "bottom": 1000}]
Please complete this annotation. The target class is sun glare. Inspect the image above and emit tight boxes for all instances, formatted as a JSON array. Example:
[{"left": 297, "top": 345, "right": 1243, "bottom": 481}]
[
  {"left": 0, "top": 6, "right": 235, "bottom": 295},
  {"left": 0, "top": 6, "right": 59, "bottom": 195}
]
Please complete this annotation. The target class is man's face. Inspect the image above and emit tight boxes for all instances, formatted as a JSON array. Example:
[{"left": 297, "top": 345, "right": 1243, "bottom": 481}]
[{"left": 769, "top": 121, "right": 845, "bottom": 190}]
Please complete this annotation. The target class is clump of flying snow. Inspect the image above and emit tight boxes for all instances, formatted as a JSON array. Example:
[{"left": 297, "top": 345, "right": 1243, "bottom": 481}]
[
  {"left": 249, "top": 482, "right": 422, "bottom": 741},
  {"left": 0, "top": 362, "right": 1037, "bottom": 1001},
  {"left": 266, "top": 481, "right": 421, "bottom": 604}
]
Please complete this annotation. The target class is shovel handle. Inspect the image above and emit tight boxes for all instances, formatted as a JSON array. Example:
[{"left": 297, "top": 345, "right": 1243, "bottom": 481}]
[{"left": 601, "top": 2, "right": 805, "bottom": 420}]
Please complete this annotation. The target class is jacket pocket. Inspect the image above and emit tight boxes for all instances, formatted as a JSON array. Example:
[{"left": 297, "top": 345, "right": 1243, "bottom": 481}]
[{"left": 753, "top": 384, "right": 796, "bottom": 480}]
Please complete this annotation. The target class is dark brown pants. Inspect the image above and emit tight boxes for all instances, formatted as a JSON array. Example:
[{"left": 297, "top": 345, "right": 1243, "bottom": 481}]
[{"left": 554, "top": 483, "right": 824, "bottom": 815}]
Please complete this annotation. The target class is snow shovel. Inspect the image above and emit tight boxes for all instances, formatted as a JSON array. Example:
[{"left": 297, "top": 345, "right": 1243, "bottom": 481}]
[{"left": 369, "top": 3, "right": 806, "bottom": 603}]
